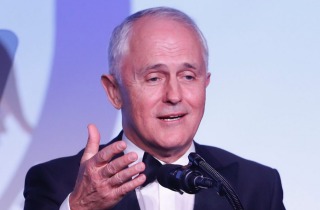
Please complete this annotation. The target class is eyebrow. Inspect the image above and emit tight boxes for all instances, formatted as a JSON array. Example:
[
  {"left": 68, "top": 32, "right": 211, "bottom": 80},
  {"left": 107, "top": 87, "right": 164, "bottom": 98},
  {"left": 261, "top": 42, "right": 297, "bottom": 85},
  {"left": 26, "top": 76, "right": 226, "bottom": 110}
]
[
  {"left": 144, "top": 62, "right": 197, "bottom": 72},
  {"left": 145, "top": 63, "right": 165, "bottom": 71},
  {"left": 183, "top": 62, "right": 197, "bottom": 69}
]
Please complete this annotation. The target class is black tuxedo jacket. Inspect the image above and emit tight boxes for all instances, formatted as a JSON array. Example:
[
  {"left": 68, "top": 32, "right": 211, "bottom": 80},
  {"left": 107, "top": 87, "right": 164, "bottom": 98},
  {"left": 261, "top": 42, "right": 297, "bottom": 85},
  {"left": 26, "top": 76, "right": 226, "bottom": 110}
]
[{"left": 24, "top": 133, "right": 285, "bottom": 210}]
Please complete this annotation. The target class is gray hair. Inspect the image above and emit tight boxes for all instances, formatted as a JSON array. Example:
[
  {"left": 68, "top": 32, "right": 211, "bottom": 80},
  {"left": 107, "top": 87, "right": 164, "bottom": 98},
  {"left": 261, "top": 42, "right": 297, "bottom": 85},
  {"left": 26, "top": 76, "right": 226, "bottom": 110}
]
[{"left": 108, "top": 7, "right": 209, "bottom": 82}]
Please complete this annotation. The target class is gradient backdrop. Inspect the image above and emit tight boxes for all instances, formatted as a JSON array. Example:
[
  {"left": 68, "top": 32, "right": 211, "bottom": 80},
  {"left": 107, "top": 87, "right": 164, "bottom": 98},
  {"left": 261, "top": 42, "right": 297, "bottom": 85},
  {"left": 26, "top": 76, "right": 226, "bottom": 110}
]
[{"left": 0, "top": 1, "right": 319, "bottom": 210}]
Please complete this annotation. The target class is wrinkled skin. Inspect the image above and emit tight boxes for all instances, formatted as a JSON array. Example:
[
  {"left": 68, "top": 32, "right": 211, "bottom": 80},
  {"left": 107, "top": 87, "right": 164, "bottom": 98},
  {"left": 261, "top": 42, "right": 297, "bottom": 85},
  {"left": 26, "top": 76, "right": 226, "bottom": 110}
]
[{"left": 69, "top": 125, "right": 146, "bottom": 210}]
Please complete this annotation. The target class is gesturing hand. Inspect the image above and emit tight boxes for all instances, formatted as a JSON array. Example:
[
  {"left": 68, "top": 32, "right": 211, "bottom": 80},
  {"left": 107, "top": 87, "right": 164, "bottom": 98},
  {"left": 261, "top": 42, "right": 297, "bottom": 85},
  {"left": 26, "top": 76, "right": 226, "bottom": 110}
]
[{"left": 69, "top": 124, "right": 146, "bottom": 210}]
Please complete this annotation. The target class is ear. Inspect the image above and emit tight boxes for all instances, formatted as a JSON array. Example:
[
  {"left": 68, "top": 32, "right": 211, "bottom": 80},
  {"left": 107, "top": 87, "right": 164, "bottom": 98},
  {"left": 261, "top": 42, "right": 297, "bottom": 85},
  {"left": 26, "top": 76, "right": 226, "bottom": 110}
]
[
  {"left": 101, "top": 74, "right": 122, "bottom": 109},
  {"left": 205, "top": 72, "right": 211, "bottom": 88}
]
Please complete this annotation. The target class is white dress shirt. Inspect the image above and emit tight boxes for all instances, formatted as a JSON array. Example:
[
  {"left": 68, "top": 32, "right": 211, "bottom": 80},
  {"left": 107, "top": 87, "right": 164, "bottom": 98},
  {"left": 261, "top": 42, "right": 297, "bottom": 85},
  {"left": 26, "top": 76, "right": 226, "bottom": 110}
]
[{"left": 60, "top": 134, "right": 195, "bottom": 210}]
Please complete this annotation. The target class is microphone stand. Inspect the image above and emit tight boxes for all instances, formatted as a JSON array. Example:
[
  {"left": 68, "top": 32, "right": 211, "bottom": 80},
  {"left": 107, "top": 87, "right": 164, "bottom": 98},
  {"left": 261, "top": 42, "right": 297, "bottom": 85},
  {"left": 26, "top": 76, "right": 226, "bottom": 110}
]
[{"left": 188, "top": 153, "right": 244, "bottom": 210}]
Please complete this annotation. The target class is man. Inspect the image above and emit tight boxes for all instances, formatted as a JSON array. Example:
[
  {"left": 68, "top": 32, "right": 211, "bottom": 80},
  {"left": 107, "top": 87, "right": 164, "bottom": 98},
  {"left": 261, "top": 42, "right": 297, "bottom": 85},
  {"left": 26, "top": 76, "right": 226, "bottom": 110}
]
[{"left": 24, "top": 7, "right": 285, "bottom": 210}]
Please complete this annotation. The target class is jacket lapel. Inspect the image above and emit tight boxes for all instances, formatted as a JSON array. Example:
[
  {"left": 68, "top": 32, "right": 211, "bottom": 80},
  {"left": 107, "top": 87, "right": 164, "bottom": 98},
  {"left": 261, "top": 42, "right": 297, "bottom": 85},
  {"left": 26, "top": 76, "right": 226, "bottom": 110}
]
[{"left": 112, "top": 190, "right": 141, "bottom": 210}]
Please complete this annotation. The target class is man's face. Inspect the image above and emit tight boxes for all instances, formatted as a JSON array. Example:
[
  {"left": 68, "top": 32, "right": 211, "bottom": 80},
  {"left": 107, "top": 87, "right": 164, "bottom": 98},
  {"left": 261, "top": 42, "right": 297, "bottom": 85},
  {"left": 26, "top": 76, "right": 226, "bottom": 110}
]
[{"left": 116, "top": 17, "right": 210, "bottom": 159}]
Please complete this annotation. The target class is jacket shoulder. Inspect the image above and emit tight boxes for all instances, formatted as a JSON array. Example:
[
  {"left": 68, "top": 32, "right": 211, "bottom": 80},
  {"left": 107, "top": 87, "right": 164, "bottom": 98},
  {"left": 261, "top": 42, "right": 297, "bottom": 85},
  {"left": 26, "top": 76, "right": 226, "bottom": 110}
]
[
  {"left": 196, "top": 143, "right": 276, "bottom": 172},
  {"left": 24, "top": 152, "right": 83, "bottom": 209},
  {"left": 195, "top": 143, "right": 285, "bottom": 210}
]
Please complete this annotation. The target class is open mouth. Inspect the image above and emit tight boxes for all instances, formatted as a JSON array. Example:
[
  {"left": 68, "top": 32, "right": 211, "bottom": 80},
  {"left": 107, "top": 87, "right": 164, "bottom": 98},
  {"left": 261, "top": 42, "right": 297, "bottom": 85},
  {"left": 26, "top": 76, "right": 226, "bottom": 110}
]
[{"left": 158, "top": 114, "right": 186, "bottom": 121}]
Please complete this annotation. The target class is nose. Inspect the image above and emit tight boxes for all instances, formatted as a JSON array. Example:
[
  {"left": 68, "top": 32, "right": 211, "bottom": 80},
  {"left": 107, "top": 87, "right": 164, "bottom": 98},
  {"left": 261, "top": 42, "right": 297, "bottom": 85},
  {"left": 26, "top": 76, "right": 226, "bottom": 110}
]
[{"left": 164, "top": 77, "right": 182, "bottom": 104}]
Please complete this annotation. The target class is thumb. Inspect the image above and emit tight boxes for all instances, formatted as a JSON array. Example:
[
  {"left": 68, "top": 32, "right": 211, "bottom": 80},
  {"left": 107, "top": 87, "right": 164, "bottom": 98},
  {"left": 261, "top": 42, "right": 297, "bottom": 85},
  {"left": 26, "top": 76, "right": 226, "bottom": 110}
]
[{"left": 81, "top": 124, "right": 101, "bottom": 163}]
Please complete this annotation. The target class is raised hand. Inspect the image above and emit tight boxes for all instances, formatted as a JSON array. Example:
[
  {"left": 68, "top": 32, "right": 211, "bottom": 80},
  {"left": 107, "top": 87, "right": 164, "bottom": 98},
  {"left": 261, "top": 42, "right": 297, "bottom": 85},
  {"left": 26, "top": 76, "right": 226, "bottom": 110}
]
[{"left": 69, "top": 124, "right": 146, "bottom": 210}]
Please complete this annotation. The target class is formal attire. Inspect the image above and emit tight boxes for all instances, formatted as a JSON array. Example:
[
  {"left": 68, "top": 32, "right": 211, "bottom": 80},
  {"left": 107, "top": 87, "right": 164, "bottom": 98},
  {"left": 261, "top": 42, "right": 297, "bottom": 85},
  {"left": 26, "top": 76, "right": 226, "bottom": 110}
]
[
  {"left": 59, "top": 133, "right": 195, "bottom": 210},
  {"left": 24, "top": 132, "right": 285, "bottom": 210}
]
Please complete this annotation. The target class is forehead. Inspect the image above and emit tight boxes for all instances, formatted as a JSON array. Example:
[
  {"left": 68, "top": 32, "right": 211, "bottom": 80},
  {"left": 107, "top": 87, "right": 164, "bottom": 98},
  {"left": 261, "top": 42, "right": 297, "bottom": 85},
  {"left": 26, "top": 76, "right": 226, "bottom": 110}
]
[
  {"left": 128, "top": 16, "right": 203, "bottom": 56},
  {"left": 132, "top": 16, "right": 197, "bottom": 40}
]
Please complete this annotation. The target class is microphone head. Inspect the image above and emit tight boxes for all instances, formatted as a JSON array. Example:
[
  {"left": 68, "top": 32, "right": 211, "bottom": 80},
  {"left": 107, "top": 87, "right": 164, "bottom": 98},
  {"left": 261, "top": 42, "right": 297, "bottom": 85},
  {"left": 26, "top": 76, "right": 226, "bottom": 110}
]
[
  {"left": 157, "top": 164, "right": 181, "bottom": 192},
  {"left": 157, "top": 164, "right": 202, "bottom": 194}
]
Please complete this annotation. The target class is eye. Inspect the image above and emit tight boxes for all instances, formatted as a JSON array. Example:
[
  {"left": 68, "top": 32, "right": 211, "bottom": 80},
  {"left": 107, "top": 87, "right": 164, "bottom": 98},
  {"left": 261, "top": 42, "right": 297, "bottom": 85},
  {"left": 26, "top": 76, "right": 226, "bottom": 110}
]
[
  {"left": 180, "top": 71, "right": 196, "bottom": 81},
  {"left": 184, "top": 75, "right": 195, "bottom": 80},
  {"left": 148, "top": 77, "right": 161, "bottom": 82},
  {"left": 145, "top": 72, "right": 164, "bottom": 84}
]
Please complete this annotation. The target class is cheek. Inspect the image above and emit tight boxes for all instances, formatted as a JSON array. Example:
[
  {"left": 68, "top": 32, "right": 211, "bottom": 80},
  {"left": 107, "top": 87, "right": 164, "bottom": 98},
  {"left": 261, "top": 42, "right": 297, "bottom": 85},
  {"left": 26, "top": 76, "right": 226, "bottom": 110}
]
[
  {"left": 136, "top": 85, "right": 163, "bottom": 104},
  {"left": 124, "top": 86, "right": 161, "bottom": 116},
  {"left": 185, "top": 87, "right": 206, "bottom": 107}
]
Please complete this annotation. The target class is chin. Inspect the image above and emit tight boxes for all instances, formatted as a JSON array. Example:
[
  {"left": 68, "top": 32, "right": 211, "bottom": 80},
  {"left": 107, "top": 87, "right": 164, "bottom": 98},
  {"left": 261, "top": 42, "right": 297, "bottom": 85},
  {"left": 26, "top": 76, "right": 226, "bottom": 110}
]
[{"left": 155, "top": 136, "right": 192, "bottom": 150}]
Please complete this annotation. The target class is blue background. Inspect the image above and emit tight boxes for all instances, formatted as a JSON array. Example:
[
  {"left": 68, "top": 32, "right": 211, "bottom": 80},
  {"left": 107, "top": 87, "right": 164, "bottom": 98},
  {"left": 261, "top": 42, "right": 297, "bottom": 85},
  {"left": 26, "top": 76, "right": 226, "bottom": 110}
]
[{"left": 0, "top": 1, "right": 319, "bottom": 209}]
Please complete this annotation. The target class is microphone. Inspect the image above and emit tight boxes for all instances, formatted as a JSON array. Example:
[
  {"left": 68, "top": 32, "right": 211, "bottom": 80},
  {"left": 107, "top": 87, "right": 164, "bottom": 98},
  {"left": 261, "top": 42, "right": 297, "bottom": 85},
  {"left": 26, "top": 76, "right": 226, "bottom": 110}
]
[{"left": 157, "top": 163, "right": 214, "bottom": 194}]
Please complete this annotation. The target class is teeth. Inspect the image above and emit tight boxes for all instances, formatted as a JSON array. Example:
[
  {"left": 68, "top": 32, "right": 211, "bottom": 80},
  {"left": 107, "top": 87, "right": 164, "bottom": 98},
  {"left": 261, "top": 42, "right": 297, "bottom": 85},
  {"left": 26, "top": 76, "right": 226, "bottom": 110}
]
[
  {"left": 161, "top": 116, "right": 181, "bottom": 121},
  {"left": 163, "top": 118, "right": 179, "bottom": 121}
]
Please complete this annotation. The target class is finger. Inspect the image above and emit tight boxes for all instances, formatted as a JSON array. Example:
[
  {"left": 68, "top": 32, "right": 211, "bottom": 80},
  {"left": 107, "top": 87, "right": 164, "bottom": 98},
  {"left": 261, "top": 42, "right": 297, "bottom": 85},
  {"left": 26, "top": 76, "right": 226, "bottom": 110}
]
[
  {"left": 113, "top": 174, "right": 146, "bottom": 197},
  {"left": 100, "top": 152, "right": 138, "bottom": 177},
  {"left": 81, "top": 124, "right": 101, "bottom": 163},
  {"left": 109, "top": 162, "right": 145, "bottom": 186},
  {"left": 93, "top": 140, "right": 127, "bottom": 166}
]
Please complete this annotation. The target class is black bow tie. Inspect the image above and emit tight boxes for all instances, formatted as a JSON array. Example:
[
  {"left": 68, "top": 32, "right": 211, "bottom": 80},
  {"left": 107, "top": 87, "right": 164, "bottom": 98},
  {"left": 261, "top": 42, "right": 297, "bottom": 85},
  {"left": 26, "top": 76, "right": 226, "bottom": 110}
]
[{"left": 141, "top": 152, "right": 162, "bottom": 187}]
